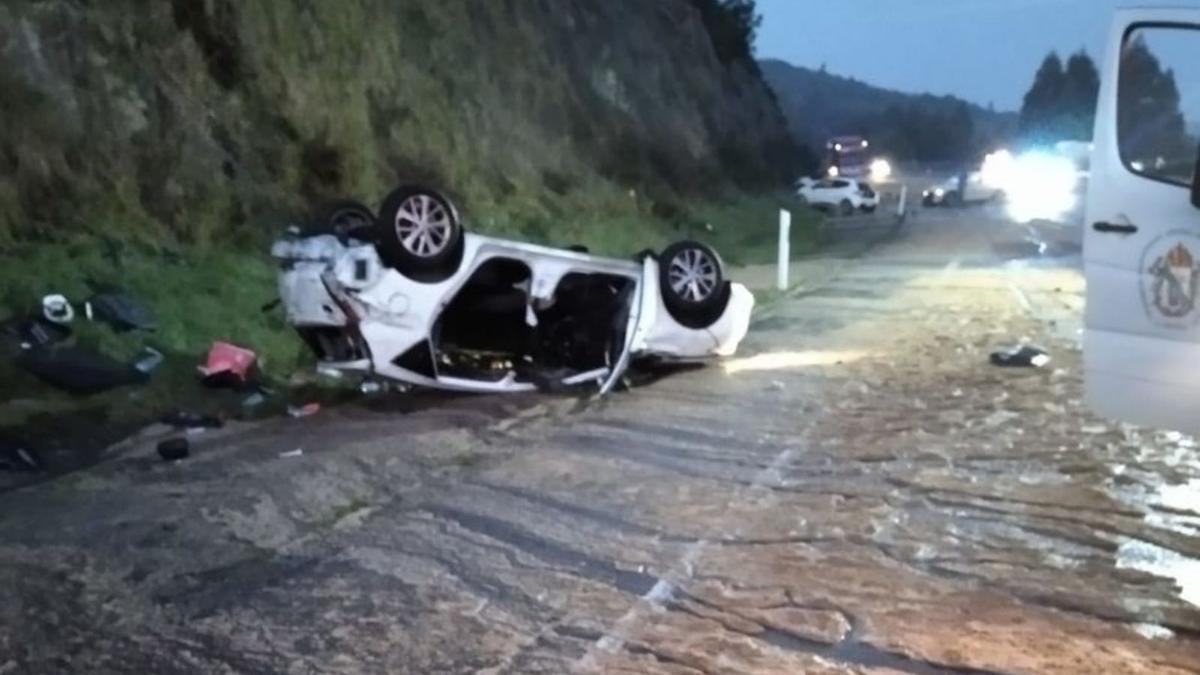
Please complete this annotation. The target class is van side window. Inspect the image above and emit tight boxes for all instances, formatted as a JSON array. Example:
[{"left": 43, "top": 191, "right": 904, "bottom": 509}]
[{"left": 1118, "top": 26, "right": 1200, "bottom": 187}]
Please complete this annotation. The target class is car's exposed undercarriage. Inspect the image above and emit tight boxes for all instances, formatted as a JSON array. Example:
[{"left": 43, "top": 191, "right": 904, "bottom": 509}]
[
  {"left": 433, "top": 258, "right": 634, "bottom": 386},
  {"left": 272, "top": 185, "right": 754, "bottom": 394}
]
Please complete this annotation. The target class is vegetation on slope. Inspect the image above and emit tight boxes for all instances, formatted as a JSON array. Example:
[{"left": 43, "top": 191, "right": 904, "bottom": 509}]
[
  {"left": 1017, "top": 51, "right": 1100, "bottom": 145},
  {"left": 0, "top": 0, "right": 799, "bottom": 247}
]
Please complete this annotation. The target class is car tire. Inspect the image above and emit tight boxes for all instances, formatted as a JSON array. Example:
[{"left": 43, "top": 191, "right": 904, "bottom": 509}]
[
  {"left": 839, "top": 199, "right": 854, "bottom": 217},
  {"left": 659, "top": 241, "right": 732, "bottom": 330},
  {"left": 311, "top": 200, "right": 376, "bottom": 241},
  {"left": 376, "top": 186, "right": 465, "bottom": 283}
]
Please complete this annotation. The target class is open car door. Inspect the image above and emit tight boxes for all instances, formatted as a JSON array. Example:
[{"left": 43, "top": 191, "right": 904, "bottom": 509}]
[{"left": 1085, "top": 9, "right": 1200, "bottom": 434}]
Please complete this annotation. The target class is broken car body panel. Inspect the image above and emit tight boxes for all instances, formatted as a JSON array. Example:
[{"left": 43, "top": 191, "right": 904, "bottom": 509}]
[{"left": 273, "top": 232, "right": 754, "bottom": 394}]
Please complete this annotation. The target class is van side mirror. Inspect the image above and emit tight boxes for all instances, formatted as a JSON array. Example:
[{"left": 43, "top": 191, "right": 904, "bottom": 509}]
[{"left": 1193, "top": 143, "right": 1200, "bottom": 209}]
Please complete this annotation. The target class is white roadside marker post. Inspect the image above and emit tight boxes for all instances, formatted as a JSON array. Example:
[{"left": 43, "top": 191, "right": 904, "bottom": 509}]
[
  {"left": 777, "top": 209, "right": 791, "bottom": 291},
  {"left": 897, "top": 185, "right": 908, "bottom": 222}
]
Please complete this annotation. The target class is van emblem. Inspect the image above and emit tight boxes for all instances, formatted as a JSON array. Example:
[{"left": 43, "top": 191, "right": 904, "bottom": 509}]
[{"left": 1142, "top": 233, "right": 1200, "bottom": 328}]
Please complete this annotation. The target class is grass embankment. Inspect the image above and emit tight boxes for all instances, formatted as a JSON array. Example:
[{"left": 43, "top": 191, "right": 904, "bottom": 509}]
[{"left": 0, "top": 192, "right": 819, "bottom": 434}]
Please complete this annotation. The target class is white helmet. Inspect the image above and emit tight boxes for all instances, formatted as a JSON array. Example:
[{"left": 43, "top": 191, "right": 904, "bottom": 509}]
[{"left": 41, "top": 294, "right": 75, "bottom": 325}]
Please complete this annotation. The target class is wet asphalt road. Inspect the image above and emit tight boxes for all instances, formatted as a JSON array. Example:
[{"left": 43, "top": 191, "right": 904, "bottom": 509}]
[{"left": 1, "top": 204, "right": 1199, "bottom": 674}]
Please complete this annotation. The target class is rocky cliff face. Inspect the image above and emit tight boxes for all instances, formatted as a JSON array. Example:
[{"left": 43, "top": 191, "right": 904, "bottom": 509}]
[{"left": 0, "top": 0, "right": 795, "bottom": 244}]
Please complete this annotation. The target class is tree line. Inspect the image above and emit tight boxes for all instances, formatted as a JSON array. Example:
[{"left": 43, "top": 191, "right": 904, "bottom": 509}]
[
  {"left": 1116, "top": 36, "right": 1192, "bottom": 166},
  {"left": 1018, "top": 51, "right": 1100, "bottom": 144},
  {"left": 1017, "top": 41, "right": 1191, "bottom": 157},
  {"left": 690, "top": 0, "right": 760, "bottom": 67}
]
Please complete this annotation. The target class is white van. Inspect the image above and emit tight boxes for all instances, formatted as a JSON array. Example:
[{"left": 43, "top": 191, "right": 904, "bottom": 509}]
[{"left": 1085, "top": 9, "right": 1200, "bottom": 434}]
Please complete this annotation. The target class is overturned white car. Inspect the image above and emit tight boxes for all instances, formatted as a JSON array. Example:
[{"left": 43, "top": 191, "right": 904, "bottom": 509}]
[{"left": 271, "top": 186, "right": 754, "bottom": 394}]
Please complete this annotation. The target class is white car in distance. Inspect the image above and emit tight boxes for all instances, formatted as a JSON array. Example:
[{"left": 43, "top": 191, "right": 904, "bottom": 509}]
[{"left": 796, "top": 178, "right": 879, "bottom": 216}]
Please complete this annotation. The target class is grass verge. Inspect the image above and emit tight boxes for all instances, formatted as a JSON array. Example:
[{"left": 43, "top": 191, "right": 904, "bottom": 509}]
[{"left": 0, "top": 191, "right": 820, "bottom": 438}]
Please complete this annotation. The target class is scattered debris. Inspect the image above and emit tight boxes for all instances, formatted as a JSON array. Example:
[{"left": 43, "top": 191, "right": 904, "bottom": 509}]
[
  {"left": 767, "top": 380, "right": 786, "bottom": 391},
  {"left": 989, "top": 345, "right": 1051, "bottom": 368},
  {"left": 316, "top": 365, "right": 344, "bottom": 380},
  {"left": 199, "top": 342, "right": 258, "bottom": 388},
  {"left": 157, "top": 437, "right": 190, "bottom": 461},
  {"left": 279, "top": 448, "right": 304, "bottom": 458},
  {"left": 3, "top": 316, "right": 71, "bottom": 348},
  {"left": 16, "top": 346, "right": 147, "bottom": 395},
  {"left": 161, "top": 411, "right": 224, "bottom": 430},
  {"left": 84, "top": 292, "right": 157, "bottom": 332},
  {"left": 0, "top": 439, "right": 42, "bottom": 472},
  {"left": 241, "top": 392, "right": 267, "bottom": 409},
  {"left": 287, "top": 402, "right": 321, "bottom": 418},
  {"left": 133, "top": 347, "right": 164, "bottom": 374},
  {"left": 5, "top": 292, "right": 161, "bottom": 392}
]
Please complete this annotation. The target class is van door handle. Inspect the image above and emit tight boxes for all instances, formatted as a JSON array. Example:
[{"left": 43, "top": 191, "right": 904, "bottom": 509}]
[{"left": 1092, "top": 221, "right": 1138, "bottom": 234}]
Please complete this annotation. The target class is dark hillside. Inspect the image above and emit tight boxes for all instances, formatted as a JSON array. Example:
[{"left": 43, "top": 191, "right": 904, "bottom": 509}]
[{"left": 0, "top": 0, "right": 797, "bottom": 246}]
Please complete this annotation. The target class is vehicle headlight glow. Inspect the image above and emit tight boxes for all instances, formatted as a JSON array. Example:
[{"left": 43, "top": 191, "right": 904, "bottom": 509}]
[
  {"left": 1004, "top": 151, "right": 1078, "bottom": 223},
  {"left": 723, "top": 350, "right": 870, "bottom": 375},
  {"left": 981, "top": 149, "right": 1015, "bottom": 190},
  {"left": 869, "top": 158, "right": 892, "bottom": 182},
  {"left": 934, "top": 187, "right": 945, "bottom": 197},
  {"left": 827, "top": 165, "right": 840, "bottom": 178}
]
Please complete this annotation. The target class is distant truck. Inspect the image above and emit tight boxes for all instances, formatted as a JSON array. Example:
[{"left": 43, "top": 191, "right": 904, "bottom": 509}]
[{"left": 824, "top": 135, "right": 872, "bottom": 179}]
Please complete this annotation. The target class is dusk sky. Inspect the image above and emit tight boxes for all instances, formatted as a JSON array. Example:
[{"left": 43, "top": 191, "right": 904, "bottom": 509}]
[{"left": 755, "top": 0, "right": 1153, "bottom": 111}]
